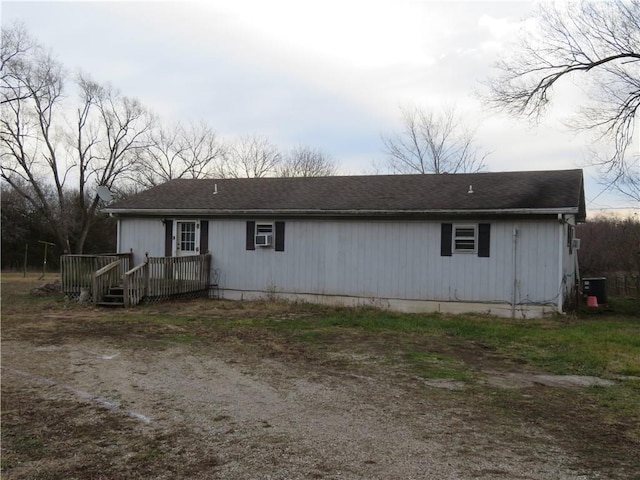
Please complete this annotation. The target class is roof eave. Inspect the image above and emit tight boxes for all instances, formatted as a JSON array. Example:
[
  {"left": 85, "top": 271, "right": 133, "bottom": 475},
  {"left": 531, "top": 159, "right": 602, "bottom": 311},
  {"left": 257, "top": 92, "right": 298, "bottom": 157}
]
[{"left": 104, "top": 207, "right": 582, "bottom": 217}]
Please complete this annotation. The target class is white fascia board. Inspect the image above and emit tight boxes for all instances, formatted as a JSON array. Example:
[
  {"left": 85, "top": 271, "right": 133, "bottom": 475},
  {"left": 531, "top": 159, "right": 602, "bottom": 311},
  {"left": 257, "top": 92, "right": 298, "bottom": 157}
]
[{"left": 104, "top": 207, "right": 580, "bottom": 217}]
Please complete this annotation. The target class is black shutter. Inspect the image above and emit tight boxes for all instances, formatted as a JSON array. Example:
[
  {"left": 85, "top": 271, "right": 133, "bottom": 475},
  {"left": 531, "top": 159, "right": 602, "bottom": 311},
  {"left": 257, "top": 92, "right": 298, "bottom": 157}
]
[
  {"left": 275, "top": 221, "right": 285, "bottom": 251},
  {"left": 478, "top": 223, "right": 491, "bottom": 257},
  {"left": 441, "top": 223, "right": 452, "bottom": 257},
  {"left": 246, "top": 221, "right": 255, "bottom": 250},
  {"left": 200, "top": 220, "right": 209, "bottom": 254},
  {"left": 164, "top": 220, "right": 173, "bottom": 257}
]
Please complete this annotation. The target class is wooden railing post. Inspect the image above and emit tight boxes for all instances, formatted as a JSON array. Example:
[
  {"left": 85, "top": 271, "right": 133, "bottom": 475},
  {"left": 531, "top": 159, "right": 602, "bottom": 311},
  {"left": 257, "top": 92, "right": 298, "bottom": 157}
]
[
  {"left": 123, "top": 272, "right": 130, "bottom": 308},
  {"left": 144, "top": 253, "right": 150, "bottom": 299},
  {"left": 92, "top": 271, "right": 98, "bottom": 306}
]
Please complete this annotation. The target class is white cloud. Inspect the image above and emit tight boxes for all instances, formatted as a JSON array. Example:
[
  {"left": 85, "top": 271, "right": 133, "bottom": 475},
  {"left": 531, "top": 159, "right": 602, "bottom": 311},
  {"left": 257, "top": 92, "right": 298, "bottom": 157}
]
[
  {"left": 2, "top": 0, "right": 635, "bottom": 212},
  {"left": 204, "top": 0, "right": 432, "bottom": 68}
]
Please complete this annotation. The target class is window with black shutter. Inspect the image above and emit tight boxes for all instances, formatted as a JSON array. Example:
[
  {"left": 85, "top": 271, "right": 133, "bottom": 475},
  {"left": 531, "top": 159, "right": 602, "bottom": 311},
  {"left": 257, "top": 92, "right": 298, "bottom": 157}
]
[
  {"left": 442, "top": 222, "right": 491, "bottom": 257},
  {"left": 246, "top": 221, "right": 286, "bottom": 251}
]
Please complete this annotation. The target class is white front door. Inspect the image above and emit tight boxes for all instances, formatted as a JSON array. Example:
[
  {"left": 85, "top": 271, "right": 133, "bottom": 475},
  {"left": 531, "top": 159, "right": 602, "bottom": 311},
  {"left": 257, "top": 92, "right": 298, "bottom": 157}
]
[{"left": 175, "top": 221, "right": 199, "bottom": 257}]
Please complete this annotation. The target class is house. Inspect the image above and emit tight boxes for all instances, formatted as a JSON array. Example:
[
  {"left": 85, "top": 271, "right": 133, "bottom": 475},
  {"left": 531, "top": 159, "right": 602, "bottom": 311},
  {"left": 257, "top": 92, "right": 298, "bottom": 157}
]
[{"left": 104, "top": 169, "right": 586, "bottom": 317}]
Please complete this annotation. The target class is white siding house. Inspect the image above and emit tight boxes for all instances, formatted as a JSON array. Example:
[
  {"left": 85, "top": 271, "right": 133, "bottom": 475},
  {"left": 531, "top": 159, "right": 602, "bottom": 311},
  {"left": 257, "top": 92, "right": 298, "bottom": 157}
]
[{"left": 106, "top": 170, "right": 586, "bottom": 318}]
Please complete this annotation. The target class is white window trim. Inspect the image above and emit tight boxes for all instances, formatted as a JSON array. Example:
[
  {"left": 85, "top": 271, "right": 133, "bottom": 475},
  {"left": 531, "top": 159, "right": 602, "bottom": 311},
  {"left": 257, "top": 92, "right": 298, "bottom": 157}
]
[{"left": 453, "top": 224, "right": 477, "bottom": 254}]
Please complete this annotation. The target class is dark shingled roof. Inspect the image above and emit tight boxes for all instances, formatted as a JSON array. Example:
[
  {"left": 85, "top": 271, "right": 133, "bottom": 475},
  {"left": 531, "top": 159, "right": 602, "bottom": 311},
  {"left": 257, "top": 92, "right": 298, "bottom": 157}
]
[{"left": 106, "top": 169, "right": 586, "bottom": 220}]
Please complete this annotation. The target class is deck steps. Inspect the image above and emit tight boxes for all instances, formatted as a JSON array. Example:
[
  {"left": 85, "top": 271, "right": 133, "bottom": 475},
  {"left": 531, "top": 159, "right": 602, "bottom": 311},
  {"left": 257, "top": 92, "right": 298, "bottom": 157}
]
[{"left": 97, "top": 286, "right": 125, "bottom": 308}]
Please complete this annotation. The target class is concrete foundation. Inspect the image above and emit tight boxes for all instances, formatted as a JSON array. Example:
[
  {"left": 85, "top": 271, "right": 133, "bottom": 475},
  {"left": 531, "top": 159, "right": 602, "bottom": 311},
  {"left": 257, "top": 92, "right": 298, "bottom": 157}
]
[{"left": 216, "top": 289, "right": 559, "bottom": 319}]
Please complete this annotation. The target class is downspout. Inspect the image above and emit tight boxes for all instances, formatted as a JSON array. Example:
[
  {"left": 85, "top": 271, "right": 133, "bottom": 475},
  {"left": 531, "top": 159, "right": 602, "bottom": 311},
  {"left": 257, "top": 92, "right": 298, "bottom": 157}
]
[
  {"left": 558, "top": 215, "right": 564, "bottom": 313},
  {"left": 116, "top": 218, "right": 121, "bottom": 254},
  {"left": 512, "top": 227, "right": 518, "bottom": 318}
]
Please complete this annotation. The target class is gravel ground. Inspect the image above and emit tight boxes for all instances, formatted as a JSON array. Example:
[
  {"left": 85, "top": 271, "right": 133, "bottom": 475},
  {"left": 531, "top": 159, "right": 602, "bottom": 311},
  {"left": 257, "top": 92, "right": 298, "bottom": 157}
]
[{"left": 2, "top": 337, "right": 594, "bottom": 479}]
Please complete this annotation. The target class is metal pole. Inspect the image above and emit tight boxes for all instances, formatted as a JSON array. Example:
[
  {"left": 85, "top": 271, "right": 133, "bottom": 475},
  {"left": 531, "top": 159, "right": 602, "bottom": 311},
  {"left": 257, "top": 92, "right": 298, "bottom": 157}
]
[
  {"left": 23, "top": 243, "right": 28, "bottom": 278},
  {"left": 512, "top": 228, "right": 518, "bottom": 318},
  {"left": 38, "top": 241, "right": 55, "bottom": 280}
]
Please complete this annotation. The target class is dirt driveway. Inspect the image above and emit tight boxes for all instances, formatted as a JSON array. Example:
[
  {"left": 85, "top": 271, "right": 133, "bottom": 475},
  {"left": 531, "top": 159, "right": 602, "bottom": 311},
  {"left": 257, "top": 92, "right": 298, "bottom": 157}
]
[{"left": 1, "top": 294, "right": 635, "bottom": 479}]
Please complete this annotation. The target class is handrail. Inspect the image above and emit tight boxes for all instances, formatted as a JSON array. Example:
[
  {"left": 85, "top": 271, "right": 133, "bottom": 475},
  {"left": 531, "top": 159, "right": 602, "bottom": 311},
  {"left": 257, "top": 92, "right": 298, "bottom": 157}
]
[
  {"left": 63, "top": 252, "right": 132, "bottom": 259},
  {"left": 92, "top": 260, "right": 122, "bottom": 306},
  {"left": 124, "top": 261, "right": 147, "bottom": 276},
  {"left": 95, "top": 260, "right": 121, "bottom": 277},
  {"left": 122, "top": 257, "right": 150, "bottom": 308}
]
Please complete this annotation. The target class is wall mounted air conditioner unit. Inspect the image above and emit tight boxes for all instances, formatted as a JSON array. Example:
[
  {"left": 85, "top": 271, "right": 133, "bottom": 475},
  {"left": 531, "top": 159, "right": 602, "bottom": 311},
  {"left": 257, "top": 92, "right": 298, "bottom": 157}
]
[
  {"left": 572, "top": 238, "right": 581, "bottom": 250},
  {"left": 255, "top": 234, "right": 272, "bottom": 247}
]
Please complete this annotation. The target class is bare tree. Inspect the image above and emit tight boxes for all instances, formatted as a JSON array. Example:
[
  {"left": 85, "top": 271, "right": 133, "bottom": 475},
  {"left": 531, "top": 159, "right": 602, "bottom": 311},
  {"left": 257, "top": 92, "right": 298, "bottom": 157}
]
[
  {"left": 0, "top": 26, "right": 152, "bottom": 253},
  {"left": 277, "top": 146, "right": 337, "bottom": 177},
  {"left": 487, "top": 0, "right": 640, "bottom": 200},
  {"left": 72, "top": 74, "right": 153, "bottom": 251},
  {"left": 1, "top": 22, "right": 38, "bottom": 105},
  {"left": 221, "top": 134, "right": 281, "bottom": 178},
  {"left": 382, "top": 105, "right": 487, "bottom": 174},
  {"left": 135, "top": 121, "right": 225, "bottom": 188}
]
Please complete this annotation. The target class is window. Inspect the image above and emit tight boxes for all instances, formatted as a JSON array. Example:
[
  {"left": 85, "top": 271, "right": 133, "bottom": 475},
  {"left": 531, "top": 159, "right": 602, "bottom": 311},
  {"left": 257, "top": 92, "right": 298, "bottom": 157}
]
[
  {"left": 177, "top": 221, "right": 197, "bottom": 254},
  {"left": 255, "top": 223, "right": 273, "bottom": 247},
  {"left": 453, "top": 224, "right": 476, "bottom": 253},
  {"left": 441, "top": 222, "right": 490, "bottom": 257},
  {"left": 180, "top": 223, "right": 196, "bottom": 251},
  {"left": 246, "top": 221, "right": 286, "bottom": 251}
]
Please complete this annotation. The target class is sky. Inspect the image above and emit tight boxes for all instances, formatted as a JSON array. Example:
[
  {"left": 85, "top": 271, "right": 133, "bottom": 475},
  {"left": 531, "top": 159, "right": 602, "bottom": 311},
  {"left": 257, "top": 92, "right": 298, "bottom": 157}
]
[{"left": 2, "top": 0, "right": 638, "bottom": 216}]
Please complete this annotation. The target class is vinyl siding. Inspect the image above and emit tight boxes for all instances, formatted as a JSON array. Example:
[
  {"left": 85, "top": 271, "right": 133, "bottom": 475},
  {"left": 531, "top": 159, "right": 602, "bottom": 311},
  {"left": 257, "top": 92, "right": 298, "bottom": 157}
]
[
  {"left": 119, "top": 218, "right": 166, "bottom": 265},
  {"left": 118, "top": 217, "right": 562, "bottom": 305},
  {"left": 214, "top": 218, "right": 559, "bottom": 304}
]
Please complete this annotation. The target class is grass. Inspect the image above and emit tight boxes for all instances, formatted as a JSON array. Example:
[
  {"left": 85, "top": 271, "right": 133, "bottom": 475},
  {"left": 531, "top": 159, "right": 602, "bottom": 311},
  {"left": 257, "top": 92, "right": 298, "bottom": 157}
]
[
  {"left": 404, "top": 350, "right": 473, "bottom": 381},
  {"left": 432, "top": 315, "right": 640, "bottom": 377},
  {"left": 201, "top": 306, "right": 640, "bottom": 378},
  {"left": 3, "top": 273, "right": 640, "bottom": 478},
  {"left": 3, "top": 273, "right": 638, "bottom": 381}
]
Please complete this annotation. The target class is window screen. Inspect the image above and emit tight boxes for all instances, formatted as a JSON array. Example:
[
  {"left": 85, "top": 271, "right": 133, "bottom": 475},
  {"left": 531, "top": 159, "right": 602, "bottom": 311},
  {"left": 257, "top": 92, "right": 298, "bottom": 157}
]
[{"left": 454, "top": 225, "right": 476, "bottom": 252}]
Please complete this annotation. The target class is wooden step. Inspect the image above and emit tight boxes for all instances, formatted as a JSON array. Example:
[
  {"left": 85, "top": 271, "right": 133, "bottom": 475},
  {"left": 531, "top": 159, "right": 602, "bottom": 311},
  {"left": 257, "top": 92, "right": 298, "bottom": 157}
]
[
  {"left": 97, "top": 301, "right": 125, "bottom": 308},
  {"left": 103, "top": 294, "right": 124, "bottom": 301},
  {"left": 97, "top": 285, "right": 125, "bottom": 307}
]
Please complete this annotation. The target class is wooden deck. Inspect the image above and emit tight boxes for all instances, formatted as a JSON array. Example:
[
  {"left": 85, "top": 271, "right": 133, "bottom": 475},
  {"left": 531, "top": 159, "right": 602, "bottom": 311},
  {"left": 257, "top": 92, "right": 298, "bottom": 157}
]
[{"left": 61, "top": 253, "right": 211, "bottom": 307}]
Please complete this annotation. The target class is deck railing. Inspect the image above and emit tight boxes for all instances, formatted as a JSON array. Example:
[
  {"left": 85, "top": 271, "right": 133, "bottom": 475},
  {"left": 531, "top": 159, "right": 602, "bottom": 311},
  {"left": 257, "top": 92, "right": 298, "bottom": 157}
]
[
  {"left": 61, "top": 252, "right": 210, "bottom": 306},
  {"left": 61, "top": 252, "right": 132, "bottom": 300},
  {"left": 122, "top": 254, "right": 211, "bottom": 307}
]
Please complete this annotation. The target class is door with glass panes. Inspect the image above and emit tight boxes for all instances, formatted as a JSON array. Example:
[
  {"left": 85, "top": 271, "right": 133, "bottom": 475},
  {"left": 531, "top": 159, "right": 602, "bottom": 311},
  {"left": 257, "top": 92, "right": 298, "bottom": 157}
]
[{"left": 175, "top": 221, "right": 199, "bottom": 257}]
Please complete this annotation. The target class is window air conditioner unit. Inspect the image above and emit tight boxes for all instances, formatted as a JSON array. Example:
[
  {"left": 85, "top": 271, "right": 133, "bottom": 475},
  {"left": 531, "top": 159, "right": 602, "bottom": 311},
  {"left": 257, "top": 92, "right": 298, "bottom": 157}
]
[
  {"left": 572, "top": 238, "right": 581, "bottom": 250},
  {"left": 255, "top": 234, "right": 272, "bottom": 247}
]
